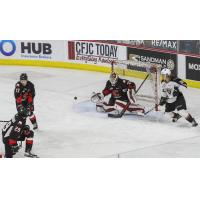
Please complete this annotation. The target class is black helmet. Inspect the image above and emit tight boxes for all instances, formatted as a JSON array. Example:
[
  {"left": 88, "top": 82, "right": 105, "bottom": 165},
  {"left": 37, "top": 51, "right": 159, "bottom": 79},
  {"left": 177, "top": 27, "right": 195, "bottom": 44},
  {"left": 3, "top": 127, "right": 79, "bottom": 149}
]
[
  {"left": 20, "top": 73, "right": 28, "bottom": 81},
  {"left": 23, "top": 125, "right": 30, "bottom": 132},
  {"left": 18, "top": 106, "right": 30, "bottom": 117}
]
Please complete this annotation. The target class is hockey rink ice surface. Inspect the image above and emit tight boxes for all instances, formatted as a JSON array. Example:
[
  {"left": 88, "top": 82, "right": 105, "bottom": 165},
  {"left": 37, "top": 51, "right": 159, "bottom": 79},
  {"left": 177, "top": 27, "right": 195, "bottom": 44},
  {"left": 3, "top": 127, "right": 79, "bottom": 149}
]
[{"left": 0, "top": 65, "right": 200, "bottom": 158}]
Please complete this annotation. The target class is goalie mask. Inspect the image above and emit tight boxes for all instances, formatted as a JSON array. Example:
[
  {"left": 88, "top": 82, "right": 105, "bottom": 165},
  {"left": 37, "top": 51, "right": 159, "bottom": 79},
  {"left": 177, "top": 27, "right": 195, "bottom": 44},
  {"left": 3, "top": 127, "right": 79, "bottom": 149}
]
[{"left": 110, "top": 72, "right": 119, "bottom": 86}]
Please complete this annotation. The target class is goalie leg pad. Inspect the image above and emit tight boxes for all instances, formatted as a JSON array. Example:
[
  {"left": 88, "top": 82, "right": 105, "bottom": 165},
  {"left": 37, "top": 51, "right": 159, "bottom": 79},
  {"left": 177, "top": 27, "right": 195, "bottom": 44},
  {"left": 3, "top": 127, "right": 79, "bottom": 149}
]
[
  {"left": 128, "top": 104, "right": 145, "bottom": 114},
  {"left": 115, "top": 100, "right": 145, "bottom": 115},
  {"left": 115, "top": 100, "right": 128, "bottom": 112},
  {"left": 96, "top": 102, "right": 116, "bottom": 113}
]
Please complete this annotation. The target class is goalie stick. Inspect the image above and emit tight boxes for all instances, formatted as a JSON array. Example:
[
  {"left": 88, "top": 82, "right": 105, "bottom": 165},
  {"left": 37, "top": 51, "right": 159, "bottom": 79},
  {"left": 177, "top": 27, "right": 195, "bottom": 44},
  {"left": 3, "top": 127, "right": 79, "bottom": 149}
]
[
  {"left": 135, "top": 74, "right": 150, "bottom": 94},
  {"left": 144, "top": 107, "right": 155, "bottom": 115},
  {"left": 108, "top": 102, "right": 131, "bottom": 118},
  {"left": 108, "top": 103, "right": 155, "bottom": 118}
]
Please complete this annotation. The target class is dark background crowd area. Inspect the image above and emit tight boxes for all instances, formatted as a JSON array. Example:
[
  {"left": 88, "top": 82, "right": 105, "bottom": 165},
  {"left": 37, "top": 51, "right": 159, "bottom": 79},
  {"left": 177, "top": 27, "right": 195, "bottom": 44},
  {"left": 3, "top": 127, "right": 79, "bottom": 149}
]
[{"left": 99, "top": 40, "right": 200, "bottom": 55}]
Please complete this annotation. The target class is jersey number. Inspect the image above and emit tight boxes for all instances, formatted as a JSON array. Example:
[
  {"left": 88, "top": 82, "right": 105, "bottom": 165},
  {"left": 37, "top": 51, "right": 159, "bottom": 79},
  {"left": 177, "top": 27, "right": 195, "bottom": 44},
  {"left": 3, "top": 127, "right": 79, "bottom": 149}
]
[
  {"left": 14, "top": 127, "right": 21, "bottom": 133},
  {"left": 2, "top": 121, "right": 12, "bottom": 132}
]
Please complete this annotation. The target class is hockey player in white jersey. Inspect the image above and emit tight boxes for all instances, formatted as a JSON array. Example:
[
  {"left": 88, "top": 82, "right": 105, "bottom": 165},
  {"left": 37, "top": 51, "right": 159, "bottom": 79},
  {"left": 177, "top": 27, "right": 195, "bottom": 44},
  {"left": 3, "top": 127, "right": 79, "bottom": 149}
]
[{"left": 160, "top": 68, "right": 198, "bottom": 127}]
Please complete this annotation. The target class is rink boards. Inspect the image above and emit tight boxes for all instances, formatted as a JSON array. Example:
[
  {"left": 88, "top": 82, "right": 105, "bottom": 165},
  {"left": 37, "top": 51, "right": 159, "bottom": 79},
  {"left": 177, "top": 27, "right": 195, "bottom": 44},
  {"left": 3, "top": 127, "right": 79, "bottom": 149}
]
[{"left": 0, "top": 40, "right": 199, "bottom": 89}]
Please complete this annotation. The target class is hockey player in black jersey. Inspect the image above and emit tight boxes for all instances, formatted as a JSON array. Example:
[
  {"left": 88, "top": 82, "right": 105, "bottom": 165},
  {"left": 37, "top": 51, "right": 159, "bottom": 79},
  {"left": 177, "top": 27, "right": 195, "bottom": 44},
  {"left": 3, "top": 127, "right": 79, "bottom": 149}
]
[
  {"left": 14, "top": 73, "right": 38, "bottom": 130},
  {"left": 2, "top": 106, "right": 37, "bottom": 158},
  {"left": 91, "top": 72, "right": 145, "bottom": 115},
  {"left": 160, "top": 68, "right": 198, "bottom": 127}
]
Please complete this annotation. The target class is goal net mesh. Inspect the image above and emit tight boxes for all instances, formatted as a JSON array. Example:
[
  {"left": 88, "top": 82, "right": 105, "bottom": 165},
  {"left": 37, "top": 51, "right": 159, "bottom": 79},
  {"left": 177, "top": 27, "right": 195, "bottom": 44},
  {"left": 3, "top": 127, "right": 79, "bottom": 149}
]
[{"left": 113, "top": 59, "right": 162, "bottom": 111}]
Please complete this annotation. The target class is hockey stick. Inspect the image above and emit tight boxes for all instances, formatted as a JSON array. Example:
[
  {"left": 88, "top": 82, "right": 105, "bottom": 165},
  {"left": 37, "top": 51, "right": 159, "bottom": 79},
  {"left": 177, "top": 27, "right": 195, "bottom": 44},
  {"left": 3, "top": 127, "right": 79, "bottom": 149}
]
[
  {"left": 108, "top": 102, "right": 131, "bottom": 118},
  {"left": 111, "top": 61, "right": 114, "bottom": 73},
  {"left": 0, "top": 120, "right": 9, "bottom": 123},
  {"left": 135, "top": 74, "right": 150, "bottom": 94},
  {"left": 144, "top": 107, "right": 155, "bottom": 115}
]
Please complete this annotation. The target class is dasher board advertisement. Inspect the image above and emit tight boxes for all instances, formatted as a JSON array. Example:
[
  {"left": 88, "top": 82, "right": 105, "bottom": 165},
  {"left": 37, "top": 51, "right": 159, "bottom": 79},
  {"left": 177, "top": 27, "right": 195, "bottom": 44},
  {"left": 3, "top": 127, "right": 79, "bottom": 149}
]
[{"left": 68, "top": 41, "right": 127, "bottom": 66}]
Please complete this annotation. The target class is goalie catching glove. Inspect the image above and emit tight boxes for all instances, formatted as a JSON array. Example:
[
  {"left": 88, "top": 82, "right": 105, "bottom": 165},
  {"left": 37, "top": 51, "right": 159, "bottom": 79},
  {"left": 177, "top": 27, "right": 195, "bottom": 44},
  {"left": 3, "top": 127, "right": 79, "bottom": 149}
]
[{"left": 91, "top": 92, "right": 104, "bottom": 103}]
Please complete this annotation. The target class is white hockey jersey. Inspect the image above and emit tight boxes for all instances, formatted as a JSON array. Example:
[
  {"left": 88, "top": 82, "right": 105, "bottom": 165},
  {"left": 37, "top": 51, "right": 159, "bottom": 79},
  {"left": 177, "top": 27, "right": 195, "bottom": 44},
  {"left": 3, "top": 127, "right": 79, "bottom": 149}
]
[{"left": 161, "top": 77, "right": 187, "bottom": 104}]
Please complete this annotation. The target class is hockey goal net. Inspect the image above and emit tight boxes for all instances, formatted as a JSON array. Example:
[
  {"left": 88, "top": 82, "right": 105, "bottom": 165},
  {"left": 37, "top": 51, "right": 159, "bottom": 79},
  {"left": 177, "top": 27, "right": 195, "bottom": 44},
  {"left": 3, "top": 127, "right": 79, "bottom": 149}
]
[{"left": 112, "top": 59, "right": 162, "bottom": 111}]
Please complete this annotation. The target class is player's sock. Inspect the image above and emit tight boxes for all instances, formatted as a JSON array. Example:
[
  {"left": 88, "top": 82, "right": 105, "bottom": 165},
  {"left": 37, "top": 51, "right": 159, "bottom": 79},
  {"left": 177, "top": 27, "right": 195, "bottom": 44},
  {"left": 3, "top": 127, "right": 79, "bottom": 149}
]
[
  {"left": 29, "top": 114, "right": 38, "bottom": 130},
  {"left": 24, "top": 139, "right": 38, "bottom": 157},
  {"left": 25, "top": 139, "right": 33, "bottom": 153},
  {"left": 29, "top": 114, "right": 36, "bottom": 124},
  {"left": 172, "top": 113, "right": 182, "bottom": 122},
  {"left": 186, "top": 114, "right": 198, "bottom": 127},
  {"left": 191, "top": 119, "right": 198, "bottom": 127},
  {"left": 33, "top": 123, "right": 38, "bottom": 130}
]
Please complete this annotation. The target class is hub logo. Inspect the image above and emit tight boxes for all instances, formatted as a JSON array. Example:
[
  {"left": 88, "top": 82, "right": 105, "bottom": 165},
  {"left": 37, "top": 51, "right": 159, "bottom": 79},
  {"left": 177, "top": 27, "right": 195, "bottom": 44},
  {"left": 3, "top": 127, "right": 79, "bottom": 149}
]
[
  {"left": 21, "top": 42, "right": 52, "bottom": 55},
  {"left": 0, "top": 40, "right": 16, "bottom": 56}
]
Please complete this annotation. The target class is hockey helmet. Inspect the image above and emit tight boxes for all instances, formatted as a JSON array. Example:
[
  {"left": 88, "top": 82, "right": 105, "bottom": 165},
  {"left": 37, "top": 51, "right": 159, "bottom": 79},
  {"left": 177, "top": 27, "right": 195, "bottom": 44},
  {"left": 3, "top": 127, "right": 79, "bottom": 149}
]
[
  {"left": 23, "top": 125, "right": 30, "bottom": 135},
  {"left": 18, "top": 106, "right": 30, "bottom": 117},
  {"left": 23, "top": 125, "right": 30, "bottom": 131},
  {"left": 110, "top": 72, "right": 119, "bottom": 85},
  {"left": 161, "top": 68, "right": 171, "bottom": 76},
  {"left": 20, "top": 73, "right": 28, "bottom": 81}
]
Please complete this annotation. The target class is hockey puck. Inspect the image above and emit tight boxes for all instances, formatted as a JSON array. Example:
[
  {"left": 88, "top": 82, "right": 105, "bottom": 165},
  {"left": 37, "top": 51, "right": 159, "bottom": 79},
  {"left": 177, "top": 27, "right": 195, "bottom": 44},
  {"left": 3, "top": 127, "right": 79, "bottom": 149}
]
[{"left": 74, "top": 96, "right": 77, "bottom": 100}]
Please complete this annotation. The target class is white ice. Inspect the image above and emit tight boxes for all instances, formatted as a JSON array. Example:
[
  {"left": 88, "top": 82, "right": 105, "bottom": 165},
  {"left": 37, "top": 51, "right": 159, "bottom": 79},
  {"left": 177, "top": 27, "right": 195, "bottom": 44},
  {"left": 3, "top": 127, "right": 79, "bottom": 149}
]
[{"left": 0, "top": 65, "right": 200, "bottom": 157}]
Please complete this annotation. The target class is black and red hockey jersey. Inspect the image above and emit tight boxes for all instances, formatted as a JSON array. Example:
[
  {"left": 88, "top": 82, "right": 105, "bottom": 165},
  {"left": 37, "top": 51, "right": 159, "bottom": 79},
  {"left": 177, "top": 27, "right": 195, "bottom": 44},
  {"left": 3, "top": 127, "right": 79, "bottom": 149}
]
[
  {"left": 102, "top": 78, "right": 136, "bottom": 99},
  {"left": 14, "top": 81, "right": 35, "bottom": 106},
  {"left": 2, "top": 114, "right": 27, "bottom": 146}
]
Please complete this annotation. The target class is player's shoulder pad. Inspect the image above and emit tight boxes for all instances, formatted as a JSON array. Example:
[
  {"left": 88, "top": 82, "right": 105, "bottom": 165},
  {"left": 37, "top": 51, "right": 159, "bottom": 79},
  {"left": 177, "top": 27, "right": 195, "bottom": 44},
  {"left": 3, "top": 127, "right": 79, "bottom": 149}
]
[
  {"left": 120, "top": 78, "right": 127, "bottom": 83},
  {"left": 28, "top": 81, "right": 34, "bottom": 87},
  {"left": 107, "top": 80, "right": 111, "bottom": 85},
  {"left": 15, "top": 81, "right": 21, "bottom": 87}
]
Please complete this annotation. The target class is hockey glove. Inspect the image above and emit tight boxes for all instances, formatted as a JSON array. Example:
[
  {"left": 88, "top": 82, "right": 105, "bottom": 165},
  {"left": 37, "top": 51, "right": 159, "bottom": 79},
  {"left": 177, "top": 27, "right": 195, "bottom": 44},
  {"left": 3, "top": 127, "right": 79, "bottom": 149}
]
[
  {"left": 173, "top": 87, "right": 179, "bottom": 97},
  {"left": 159, "top": 97, "right": 167, "bottom": 106},
  {"left": 91, "top": 92, "right": 104, "bottom": 103}
]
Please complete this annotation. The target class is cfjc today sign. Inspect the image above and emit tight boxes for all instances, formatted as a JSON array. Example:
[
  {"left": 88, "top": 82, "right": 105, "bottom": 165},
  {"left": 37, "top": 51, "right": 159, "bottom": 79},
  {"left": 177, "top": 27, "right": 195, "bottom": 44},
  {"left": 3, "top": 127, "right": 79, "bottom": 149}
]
[
  {"left": 186, "top": 56, "right": 200, "bottom": 81},
  {"left": 68, "top": 41, "right": 126, "bottom": 65}
]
